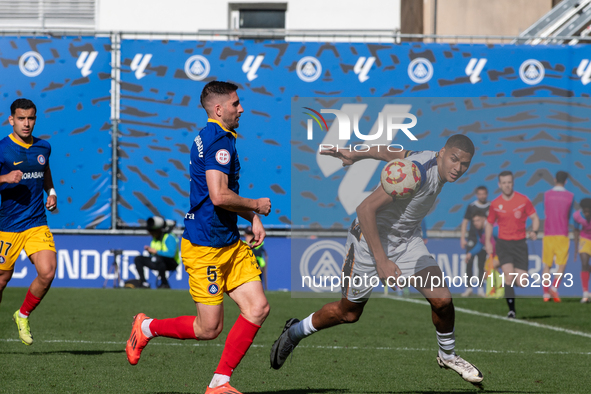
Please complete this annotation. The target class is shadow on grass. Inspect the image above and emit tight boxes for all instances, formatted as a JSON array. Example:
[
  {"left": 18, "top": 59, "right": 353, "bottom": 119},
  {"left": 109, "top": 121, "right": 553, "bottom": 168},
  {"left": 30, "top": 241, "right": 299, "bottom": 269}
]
[
  {"left": 521, "top": 314, "right": 567, "bottom": 320},
  {"left": 1, "top": 349, "right": 124, "bottom": 356},
  {"left": 361, "top": 391, "right": 540, "bottom": 394},
  {"left": 245, "top": 390, "right": 349, "bottom": 394},
  {"left": 243, "top": 390, "right": 542, "bottom": 394},
  {"left": 151, "top": 388, "right": 349, "bottom": 394},
  {"left": 152, "top": 392, "right": 193, "bottom": 394},
  {"left": 556, "top": 298, "right": 586, "bottom": 304}
]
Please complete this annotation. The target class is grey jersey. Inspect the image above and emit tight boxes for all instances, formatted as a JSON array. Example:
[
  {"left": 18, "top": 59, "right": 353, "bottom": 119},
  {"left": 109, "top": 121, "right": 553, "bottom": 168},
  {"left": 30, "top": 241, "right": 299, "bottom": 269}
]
[
  {"left": 375, "top": 150, "right": 443, "bottom": 243},
  {"left": 343, "top": 150, "right": 443, "bottom": 301}
]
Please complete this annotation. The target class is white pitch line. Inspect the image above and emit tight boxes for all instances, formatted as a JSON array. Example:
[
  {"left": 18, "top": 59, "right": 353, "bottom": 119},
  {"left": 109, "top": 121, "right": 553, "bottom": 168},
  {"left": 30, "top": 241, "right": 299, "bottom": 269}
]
[
  {"left": 381, "top": 294, "right": 591, "bottom": 339},
  {"left": 1, "top": 338, "right": 590, "bottom": 356}
]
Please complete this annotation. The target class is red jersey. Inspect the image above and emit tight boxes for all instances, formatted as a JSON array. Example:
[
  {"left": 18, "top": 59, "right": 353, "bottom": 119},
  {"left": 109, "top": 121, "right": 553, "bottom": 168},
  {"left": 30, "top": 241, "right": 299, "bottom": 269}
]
[{"left": 487, "top": 192, "right": 536, "bottom": 241}]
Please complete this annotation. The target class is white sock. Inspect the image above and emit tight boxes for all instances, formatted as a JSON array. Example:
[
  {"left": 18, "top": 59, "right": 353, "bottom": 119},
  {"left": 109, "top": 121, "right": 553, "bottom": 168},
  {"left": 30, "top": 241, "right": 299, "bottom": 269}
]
[
  {"left": 18, "top": 312, "right": 28, "bottom": 319},
  {"left": 436, "top": 329, "right": 456, "bottom": 361},
  {"left": 288, "top": 313, "right": 317, "bottom": 342},
  {"left": 141, "top": 319, "right": 154, "bottom": 338},
  {"left": 209, "top": 373, "right": 230, "bottom": 388}
]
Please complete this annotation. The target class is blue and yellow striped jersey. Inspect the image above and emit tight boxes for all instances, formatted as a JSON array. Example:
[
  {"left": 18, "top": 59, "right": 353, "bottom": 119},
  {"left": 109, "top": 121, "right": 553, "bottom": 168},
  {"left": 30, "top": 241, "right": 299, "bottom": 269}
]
[{"left": 0, "top": 134, "right": 51, "bottom": 232}]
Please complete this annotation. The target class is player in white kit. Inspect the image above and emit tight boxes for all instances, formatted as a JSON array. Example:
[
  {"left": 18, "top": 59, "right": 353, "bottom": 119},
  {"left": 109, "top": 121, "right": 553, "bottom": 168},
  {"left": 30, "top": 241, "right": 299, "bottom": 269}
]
[{"left": 270, "top": 135, "right": 483, "bottom": 386}]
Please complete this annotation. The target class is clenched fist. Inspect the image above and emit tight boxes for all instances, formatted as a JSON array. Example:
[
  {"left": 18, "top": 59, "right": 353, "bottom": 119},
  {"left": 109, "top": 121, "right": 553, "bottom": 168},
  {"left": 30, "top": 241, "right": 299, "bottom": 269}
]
[
  {"left": 255, "top": 198, "right": 271, "bottom": 216},
  {"left": 1, "top": 170, "right": 23, "bottom": 184}
]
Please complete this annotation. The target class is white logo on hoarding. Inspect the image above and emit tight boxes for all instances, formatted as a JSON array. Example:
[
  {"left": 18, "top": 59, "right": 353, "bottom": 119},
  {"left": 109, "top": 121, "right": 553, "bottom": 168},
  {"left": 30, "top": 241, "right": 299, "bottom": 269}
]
[
  {"left": 577, "top": 59, "right": 591, "bottom": 85},
  {"left": 130, "top": 53, "right": 152, "bottom": 80},
  {"left": 300, "top": 240, "right": 345, "bottom": 293},
  {"left": 242, "top": 55, "right": 264, "bottom": 81},
  {"left": 185, "top": 55, "right": 210, "bottom": 81},
  {"left": 76, "top": 51, "right": 98, "bottom": 77},
  {"left": 465, "top": 58, "right": 487, "bottom": 84},
  {"left": 353, "top": 56, "right": 376, "bottom": 83},
  {"left": 308, "top": 110, "right": 417, "bottom": 142},
  {"left": 314, "top": 104, "right": 413, "bottom": 214},
  {"left": 407, "top": 58, "right": 433, "bottom": 84},
  {"left": 296, "top": 56, "right": 322, "bottom": 82},
  {"left": 19, "top": 51, "right": 44, "bottom": 77},
  {"left": 519, "top": 59, "right": 544, "bottom": 85}
]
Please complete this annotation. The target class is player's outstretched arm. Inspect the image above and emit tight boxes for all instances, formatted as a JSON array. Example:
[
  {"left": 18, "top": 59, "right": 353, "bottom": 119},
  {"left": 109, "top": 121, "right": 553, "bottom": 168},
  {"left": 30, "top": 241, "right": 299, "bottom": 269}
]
[
  {"left": 44, "top": 164, "right": 57, "bottom": 211},
  {"left": 356, "top": 187, "right": 401, "bottom": 283},
  {"left": 0, "top": 170, "right": 23, "bottom": 185},
  {"left": 206, "top": 169, "right": 271, "bottom": 215},
  {"left": 319, "top": 146, "right": 408, "bottom": 167}
]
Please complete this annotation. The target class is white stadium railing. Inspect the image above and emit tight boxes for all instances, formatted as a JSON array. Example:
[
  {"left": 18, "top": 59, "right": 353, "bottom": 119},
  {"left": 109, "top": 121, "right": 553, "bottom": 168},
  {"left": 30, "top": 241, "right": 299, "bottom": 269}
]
[{"left": 1, "top": 29, "right": 591, "bottom": 43}]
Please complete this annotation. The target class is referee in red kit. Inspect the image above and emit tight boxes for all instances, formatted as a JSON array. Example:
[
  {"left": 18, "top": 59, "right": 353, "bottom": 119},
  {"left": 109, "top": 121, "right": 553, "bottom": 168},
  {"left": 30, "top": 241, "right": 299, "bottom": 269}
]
[{"left": 485, "top": 171, "right": 539, "bottom": 319}]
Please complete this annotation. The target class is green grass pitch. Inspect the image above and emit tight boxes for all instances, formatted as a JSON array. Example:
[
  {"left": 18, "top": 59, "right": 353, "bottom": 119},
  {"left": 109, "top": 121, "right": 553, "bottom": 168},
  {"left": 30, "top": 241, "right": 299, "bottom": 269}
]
[{"left": 0, "top": 287, "right": 589, "bottom": 393}]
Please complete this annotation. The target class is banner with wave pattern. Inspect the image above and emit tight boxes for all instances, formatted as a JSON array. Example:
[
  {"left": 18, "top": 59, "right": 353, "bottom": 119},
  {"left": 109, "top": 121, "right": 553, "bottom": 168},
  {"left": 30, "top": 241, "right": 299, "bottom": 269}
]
[{"left": 0, "top": 37, "right": 112, "bottom": 229}]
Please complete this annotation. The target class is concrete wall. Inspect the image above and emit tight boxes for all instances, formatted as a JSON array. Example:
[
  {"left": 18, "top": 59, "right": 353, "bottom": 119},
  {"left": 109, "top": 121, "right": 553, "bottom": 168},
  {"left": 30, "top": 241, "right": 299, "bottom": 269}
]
[
  {"left": 423, "top": 0, "right": 553, "bottom": 42},
  {"left": 97, "top": 0, "right": 402, "bottom": 32}
]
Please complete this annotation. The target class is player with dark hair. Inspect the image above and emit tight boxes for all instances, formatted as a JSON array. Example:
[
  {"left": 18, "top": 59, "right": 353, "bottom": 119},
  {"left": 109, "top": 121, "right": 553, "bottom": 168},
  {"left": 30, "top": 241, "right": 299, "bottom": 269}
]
[
  {"left": 485, "top": 171, "right": 539, "bottom": 318},
  {"left": 126, "top": 81, "right": 272, "bottom": 394},
  {"left": 574, "top": 198, "right": 591, "bottom": 303},
  {"left": 0, "top": 98, "right": 57, "bottom": 345},
  {"left": 542, "top": 171, "right": 574, "bottom": 302},
  {"left": 271, "top": 134, "right": 484, "bottom": 387},
  {"left": 460, "top": 185, "right": 490, "bottom": 297}
]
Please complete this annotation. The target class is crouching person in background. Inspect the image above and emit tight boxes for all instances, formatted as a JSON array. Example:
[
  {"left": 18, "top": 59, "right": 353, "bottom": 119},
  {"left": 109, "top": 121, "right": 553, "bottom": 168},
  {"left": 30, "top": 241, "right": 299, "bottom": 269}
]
[{"left": 131, "top": 216, "right": 179, "bottom": 289}]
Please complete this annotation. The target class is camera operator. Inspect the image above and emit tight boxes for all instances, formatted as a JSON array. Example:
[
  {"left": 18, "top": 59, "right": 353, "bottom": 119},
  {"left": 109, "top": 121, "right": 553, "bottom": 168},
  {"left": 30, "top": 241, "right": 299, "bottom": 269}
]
[{"left": 133, "top": 216, "right": 179, "bottom": 289}]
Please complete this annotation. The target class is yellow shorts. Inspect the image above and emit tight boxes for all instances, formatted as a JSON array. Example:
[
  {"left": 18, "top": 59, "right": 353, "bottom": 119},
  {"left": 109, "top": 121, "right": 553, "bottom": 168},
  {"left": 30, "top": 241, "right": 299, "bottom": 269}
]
[
  {"left": 580, "top": 237, "right": 591, "bottom": 256},
  {"left": 181, "top": 238, "right": 261, "bottom": 305},
  {"left": 0, "top": 226, "right": 56, "bottom": 271},
  {"left": 542, "top": 235, "right": 569, "bottom": 267}
]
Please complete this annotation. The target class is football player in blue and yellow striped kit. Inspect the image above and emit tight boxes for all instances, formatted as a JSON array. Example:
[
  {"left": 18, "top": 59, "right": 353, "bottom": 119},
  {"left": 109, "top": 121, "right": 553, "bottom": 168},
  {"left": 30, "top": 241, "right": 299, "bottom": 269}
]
[{"left": 0, "top": 98, "right": 58, "bottom": 346}]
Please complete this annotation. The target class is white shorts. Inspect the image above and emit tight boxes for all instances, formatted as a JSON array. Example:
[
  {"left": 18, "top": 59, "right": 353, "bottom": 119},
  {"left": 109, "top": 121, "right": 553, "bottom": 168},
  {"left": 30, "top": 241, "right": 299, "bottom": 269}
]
[{"left": 341, "top": 224, "right": 437, "bottom": 302}]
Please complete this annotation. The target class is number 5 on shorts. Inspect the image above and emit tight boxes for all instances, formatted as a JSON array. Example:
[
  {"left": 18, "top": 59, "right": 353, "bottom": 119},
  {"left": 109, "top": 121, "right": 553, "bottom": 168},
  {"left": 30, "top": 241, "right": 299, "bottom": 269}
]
[{"left": 207, "top": 266, "right": 217, "bottom": 283}]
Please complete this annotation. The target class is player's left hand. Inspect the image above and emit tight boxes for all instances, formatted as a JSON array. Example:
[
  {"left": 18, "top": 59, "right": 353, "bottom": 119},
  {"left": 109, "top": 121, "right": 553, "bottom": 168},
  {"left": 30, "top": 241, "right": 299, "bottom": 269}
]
[
  {"left": 249, "top": 216, "right": 266, "bottom": 248},
  {"left": 529, "top": 230, "right": 537, "bottom": 240},
  {"left": 376, "top": 258, "right": 402, "bottom": 287},
  {"left": 46, "top": 195, "right": 57, "bottom": 211}
]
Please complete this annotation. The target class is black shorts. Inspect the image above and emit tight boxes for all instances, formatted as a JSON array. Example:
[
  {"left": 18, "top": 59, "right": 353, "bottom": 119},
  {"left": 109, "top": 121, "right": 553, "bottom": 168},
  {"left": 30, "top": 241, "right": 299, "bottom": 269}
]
[{"left": 496, "top": 239, "right": 529, "bottom": 271}]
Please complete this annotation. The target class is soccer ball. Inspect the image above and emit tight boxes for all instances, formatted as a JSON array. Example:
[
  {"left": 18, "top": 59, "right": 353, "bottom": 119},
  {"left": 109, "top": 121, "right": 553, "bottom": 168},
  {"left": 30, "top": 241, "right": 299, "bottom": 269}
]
[{"left": 380, "top": 158, "right": 422, "bottom": 199}]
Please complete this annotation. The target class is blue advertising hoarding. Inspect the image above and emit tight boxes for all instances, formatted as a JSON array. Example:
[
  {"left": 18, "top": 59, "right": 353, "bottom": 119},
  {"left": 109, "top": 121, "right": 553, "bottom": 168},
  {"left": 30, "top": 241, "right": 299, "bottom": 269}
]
[
  {"left": 116, "top": 40, "right": 591, "bottom": 229},
  {"left": 291, "top": 237, "right": 582, "bottom": 297},
  {"left": 8, "top": 234, "right": 292, "bottom": 291},
  {"left": 0, "top": 37, "right": 113, "bottom": 229},
  {"left": 292, "top": 97, "right": 591, "bottom": 230}
]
